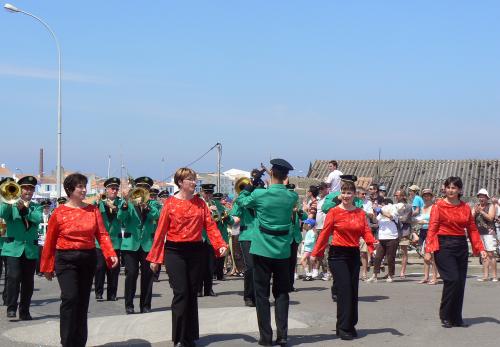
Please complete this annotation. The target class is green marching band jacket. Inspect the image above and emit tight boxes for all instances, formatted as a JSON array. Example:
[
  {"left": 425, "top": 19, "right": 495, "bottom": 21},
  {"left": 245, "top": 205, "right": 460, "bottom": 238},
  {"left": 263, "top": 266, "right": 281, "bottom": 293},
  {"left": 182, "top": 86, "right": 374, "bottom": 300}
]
[
  {"left": 201, "top": 198, "right": 233, "bottom": 244},
  {"left": 118, "top": 199, "right": 160, "bottom": 252},
  {"left": 95, "top": 197, "right": 123, "bottom": 250},
  {"left": 291, "top": 206, "right": 307, "bottom": 244},
  {"left": 0, "top": 201, "right": 43, "bottom": 259},
  {"left": 236, "top": 184, "right": 298, "bottom": 259},
  {"left": 230, "top": 196, "right": 259, "bottom": 242}
]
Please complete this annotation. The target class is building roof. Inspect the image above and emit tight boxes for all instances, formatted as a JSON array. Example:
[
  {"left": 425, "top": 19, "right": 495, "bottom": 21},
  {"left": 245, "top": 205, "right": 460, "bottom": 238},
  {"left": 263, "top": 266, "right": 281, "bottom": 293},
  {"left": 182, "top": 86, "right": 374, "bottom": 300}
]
[
  {"left": 308, "top": 159, "right": 500, "bottom": 200},
  {"left": 0, "top": 165, "right": 13, "bottom": 177}
]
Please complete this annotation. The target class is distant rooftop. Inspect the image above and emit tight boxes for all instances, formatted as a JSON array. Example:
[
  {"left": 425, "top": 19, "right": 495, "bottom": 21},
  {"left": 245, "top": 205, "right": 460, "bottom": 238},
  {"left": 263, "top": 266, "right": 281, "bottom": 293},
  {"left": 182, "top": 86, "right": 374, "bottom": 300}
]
[{"left": 308, "top": 159, "right": 500, "bottom": 200}]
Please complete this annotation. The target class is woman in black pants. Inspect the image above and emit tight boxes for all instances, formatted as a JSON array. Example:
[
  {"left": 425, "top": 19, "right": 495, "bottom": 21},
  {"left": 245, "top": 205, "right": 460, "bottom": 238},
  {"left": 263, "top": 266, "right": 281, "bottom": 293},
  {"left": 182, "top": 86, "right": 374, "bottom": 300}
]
[
  {"left": 147, "top": 168, "right": 227, "bottom": 347},
  {"left": 425, "top": 176, "right": 486, "bottom": 328},
  {"left": 311, "top": 177, "right": 375, "bottom": 340},
  {"left": 41, "top": 173, "right": 118, "bottom": 347}
]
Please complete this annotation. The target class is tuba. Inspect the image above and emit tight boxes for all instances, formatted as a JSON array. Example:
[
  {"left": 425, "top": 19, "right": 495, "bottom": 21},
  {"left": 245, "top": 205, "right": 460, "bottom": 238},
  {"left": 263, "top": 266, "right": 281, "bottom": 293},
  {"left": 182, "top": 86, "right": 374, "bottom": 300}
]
[
  {"left": 128, "top": 187, "right": 150, "bottom": 206},
  {"left": 0, "top": 180, "right": 21, "bottom": 205},
  {"left": 235, "top": 177, "right": 252, "bottom": 195}
]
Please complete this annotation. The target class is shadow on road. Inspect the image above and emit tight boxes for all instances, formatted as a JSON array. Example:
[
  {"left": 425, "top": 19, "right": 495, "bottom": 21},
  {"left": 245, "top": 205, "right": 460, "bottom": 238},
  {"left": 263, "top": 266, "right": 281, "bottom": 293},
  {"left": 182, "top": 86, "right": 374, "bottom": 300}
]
[
  {"left": 358, "top": 295, "right": 389, "bottom": 302},
  {"left": 198, "top": 333, "right": 258, "bottom": 346},
  {"left": 295, "top": 286, "right": 328, "bottom": 292},
  {"left": 357, "top": 327, "right": 404, "bottom": 337},
  {"left": 467, "top": 316, "right": 500, "bottom": 326},
  {"left": 100, "top": 338, "right": 153, "bottom": 346}
]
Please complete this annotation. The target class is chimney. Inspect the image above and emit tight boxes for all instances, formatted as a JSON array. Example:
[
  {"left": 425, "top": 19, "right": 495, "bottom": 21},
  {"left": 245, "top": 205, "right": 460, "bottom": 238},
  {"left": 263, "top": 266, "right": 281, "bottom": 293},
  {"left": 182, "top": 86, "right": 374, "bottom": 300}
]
[{"left": 39, "top": 148, "right": 44, "bottom": 178}]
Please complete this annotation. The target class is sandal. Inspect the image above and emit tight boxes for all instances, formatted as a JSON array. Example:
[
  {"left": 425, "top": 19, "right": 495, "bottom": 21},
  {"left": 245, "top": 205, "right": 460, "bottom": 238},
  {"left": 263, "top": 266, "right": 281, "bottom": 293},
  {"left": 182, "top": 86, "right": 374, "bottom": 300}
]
[
  {"left": 428, "top": 280, "right": 437, "bottom": 285},
  {"left": 418, "top": 279, "right": 429, "bottom": 284},
  {"left": 477, "top": 278, "right": 489, "bottom": 282},
  {"left": 360, "top": 275, "right": 368, "bottom": 281},
  {"left": 400, "top": 274, "right": 406, "bottom": 279}
]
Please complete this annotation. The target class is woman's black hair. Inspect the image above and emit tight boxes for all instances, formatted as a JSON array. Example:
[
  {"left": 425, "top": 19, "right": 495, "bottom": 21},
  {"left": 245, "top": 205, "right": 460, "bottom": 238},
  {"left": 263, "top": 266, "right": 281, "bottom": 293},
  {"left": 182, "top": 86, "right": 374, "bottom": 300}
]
[
  {"left": 443, "top": 176, "right": 463, "bottom": 198},
  {"left": 63, "top": 173, "right": 88, "bottom": 197},
  {"left": 309, "top": 185, "right": 319, "bottom": 198}
]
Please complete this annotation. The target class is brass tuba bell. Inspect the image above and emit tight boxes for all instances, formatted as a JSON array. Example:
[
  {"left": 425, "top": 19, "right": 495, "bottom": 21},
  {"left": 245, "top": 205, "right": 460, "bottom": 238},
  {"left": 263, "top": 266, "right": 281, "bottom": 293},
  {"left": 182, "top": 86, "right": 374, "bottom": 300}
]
[
  {"left": 0, "top": 180, "right": 22, "bottom": 205},
  {"left": 234, "top": 177, "right": 252, "bottom": 195},
  {"left": 128, "top": 187, "right": 150, "bottom": 206}
]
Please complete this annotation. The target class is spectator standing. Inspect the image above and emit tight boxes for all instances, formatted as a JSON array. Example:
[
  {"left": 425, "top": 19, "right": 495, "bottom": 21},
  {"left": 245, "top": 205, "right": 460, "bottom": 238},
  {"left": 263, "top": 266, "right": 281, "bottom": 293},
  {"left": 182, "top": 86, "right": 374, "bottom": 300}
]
[
  {"left": 325, "top": 160, "right": 343, "bottom": 193},
  {"left": 301, "top": 219, "right": 317, "bottom": 280},
  {"left": 409, "top": 185, "right": 424, "bottom": 216},
  {"left": 417, "top": 189, "right": 439, "bottom": 284},
  {"left": 472, "top": 189, "right": 497, "bottom": 282},
  {"left": 394, "top": 190, "right": 413, "bottom": 278},
  {"left": 315, "top": 183, "right": 330, "bottom": 280},
  {"left": 357, "top": 187, "right": 373, "bottom": 280}
]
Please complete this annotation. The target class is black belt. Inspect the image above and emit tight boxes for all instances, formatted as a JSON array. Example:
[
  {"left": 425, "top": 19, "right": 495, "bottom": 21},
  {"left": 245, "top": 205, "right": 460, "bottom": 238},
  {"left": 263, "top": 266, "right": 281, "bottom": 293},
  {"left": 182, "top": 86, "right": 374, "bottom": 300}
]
[
  {"left": 240, "top": 225, "right": 248, "bottom": 232},
  {"left": 4, "top": 237, "right": 37, "bottom": 245},
  {"left": 259, "top": 226, "right": 288, "bottom": 236}
]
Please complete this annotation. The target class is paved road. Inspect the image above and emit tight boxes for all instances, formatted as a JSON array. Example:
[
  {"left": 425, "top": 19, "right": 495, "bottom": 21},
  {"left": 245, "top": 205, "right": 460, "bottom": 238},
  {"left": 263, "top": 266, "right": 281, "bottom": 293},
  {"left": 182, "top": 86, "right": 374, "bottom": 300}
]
[{"left": 1, "top": 259, "right": 499, "bottom": 347}]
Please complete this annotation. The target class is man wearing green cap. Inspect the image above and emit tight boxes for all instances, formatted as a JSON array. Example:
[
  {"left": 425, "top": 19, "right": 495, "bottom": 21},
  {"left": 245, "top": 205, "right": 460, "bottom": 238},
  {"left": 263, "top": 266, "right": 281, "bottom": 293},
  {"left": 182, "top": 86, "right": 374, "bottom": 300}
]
[
  {"left": 94, "top": 177, "right": 123, "bottom": 302},
  {"left": 236, "top": 159, "right": 298, "bottom": 347},
  {"left": 0, "top": 176, "right": 42, "bottom": 320},
  {"left": 118, "top": 176, "right": 160, "bottom": 314}
]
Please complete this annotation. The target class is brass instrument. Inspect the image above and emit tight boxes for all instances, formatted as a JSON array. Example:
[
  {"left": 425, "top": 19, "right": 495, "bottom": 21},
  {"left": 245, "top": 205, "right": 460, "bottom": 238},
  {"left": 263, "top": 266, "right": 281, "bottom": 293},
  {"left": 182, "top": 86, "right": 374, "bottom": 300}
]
[
  {"left": 208, "top": 200, "right": 221, "bottom": 222},
  {"left": 128, "top": 187, "right": 150, "bottom": 206},
  {"left": 234, "top": 177, "right": 252, "bottom": 195},
  {"left": 0, "top": 180, "right": 22, "bottom": 205}
]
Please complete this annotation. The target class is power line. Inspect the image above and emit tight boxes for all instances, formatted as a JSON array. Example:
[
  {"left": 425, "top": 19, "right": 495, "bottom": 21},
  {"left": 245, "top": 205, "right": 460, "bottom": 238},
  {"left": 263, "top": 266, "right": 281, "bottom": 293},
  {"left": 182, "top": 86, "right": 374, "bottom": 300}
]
[{"left": 165, "top": 143, "right": 221, "bottom": 180}]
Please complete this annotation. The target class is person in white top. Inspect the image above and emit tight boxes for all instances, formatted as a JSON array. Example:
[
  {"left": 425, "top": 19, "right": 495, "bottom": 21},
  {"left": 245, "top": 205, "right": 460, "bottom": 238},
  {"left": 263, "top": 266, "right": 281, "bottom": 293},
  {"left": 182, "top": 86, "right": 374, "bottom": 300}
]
[
  {"left": 315, "top": 183, "right": 330, "bottom": 280},
  {"left": 324, "top": 160, "right": 343, "bottom": 193},
  {"left": 357, "top": 187, "right": 373, "bottom": 280},
  {"left": 367, "top": 198, "right": 399, "bottom": 283}
]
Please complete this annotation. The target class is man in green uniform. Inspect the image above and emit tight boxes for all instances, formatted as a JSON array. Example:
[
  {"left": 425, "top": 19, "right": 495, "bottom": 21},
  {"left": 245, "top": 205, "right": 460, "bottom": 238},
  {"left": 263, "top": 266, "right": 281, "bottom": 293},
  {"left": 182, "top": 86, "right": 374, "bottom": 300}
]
[
  {"left": 94, "top": 177, "right": 123, "bottom": 302},
  {"left": 231, "top": 180, "right": 260, "bottom": 307},
  {"left": 286, "top": 184, "right": 307, "bottom": 292},
  {"left": 118, "top": 176, "right": 160, "bottom": 314},
  {"left": 198, "top": 183, "right": 219, "bottom": 297},
  {"left": 212, "top": 193, "right": 234, "bottom": 281},
  {"left": 0, "top": 176, "right": 42, "bottom": 320},
  {"left": 236, "top": 159, "right": 298, "bottom": 347}
]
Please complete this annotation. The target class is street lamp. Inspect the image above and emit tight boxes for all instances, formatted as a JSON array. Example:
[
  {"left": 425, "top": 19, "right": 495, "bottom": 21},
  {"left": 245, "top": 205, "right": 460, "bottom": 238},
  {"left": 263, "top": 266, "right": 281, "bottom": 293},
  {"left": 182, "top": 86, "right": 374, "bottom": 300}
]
[{"left": 4, "top": 3, "right": 62, "bottom": 197}]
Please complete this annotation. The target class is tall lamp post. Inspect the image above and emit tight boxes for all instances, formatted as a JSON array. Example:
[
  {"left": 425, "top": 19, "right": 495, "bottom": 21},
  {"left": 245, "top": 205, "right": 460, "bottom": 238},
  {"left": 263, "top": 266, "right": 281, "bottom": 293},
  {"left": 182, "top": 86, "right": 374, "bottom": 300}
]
[{"left": 4, "top": 3, "right": 62, "bottom": 197}]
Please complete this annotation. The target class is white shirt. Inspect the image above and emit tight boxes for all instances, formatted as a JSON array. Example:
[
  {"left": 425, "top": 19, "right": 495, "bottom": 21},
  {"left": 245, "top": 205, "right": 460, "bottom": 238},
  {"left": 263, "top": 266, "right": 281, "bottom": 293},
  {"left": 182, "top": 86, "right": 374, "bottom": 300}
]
[
  {"left": 315, "top": 196, "right": 327, "bottom": 229},
  {"left": 325, "top": 169, "right": 343, "bottom": 193},
  {"left": 376, "top": 204, "right": 399, "bottom": 240}
]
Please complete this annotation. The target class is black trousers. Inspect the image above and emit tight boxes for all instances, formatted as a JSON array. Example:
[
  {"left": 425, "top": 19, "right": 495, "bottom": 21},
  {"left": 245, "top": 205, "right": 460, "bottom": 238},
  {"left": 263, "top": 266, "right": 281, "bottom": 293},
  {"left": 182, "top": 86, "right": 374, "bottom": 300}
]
[
  {"left": 5, "top": 252, "right": 36, "bottom": 315},
  {"left": 214, "top": 256, "right": 225, "bottom": 280},
  {"left": 328, "top": 246, "right": 360, "bottom": 333},
  {"left": 122, "top": 248, "right": 154, "bottom": 311},
  {"left": 434, "top": 235, "right": 468, "bottom": 324},
  {"left": 55, "top": 249, "right": 97, "bottom": 347},
  {"left": 239, "top": 241, "right": 255, "bottom": 302},
  {"left": 253, "top": 254, "right": 290, "bottom": 344},
  {"left": 0, "top": 256, "right": 8, "bottom": 304},
  {"left": 199, "top": 242, "right": 214, "bottom": 294},
  {"left": 36, "top": 245, "right": 43, "bottom": 274},
  {"left": 94, "top": 249, "right": 120, "bottom": 299},
  {"left": 165, "top": 242, "right": 203, "bottom": 346},
  {"left": 288, "top": 241, "right": 299, "bottom": 291}
]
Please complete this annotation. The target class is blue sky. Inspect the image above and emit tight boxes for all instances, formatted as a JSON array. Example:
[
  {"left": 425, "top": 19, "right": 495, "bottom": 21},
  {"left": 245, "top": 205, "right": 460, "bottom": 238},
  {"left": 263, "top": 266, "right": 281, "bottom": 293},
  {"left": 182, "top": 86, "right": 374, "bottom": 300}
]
[{"left": 1, "top": 1, "right": 499, "bottom": 180}]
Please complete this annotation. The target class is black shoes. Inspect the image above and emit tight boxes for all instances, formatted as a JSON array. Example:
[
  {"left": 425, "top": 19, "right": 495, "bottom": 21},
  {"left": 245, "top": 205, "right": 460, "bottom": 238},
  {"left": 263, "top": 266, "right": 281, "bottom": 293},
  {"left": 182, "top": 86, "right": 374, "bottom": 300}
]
[
  {"left": 141, "top": 307, "right": 151, "bottom": 313},
  {"left": 257, "top": 340, "right": 273, "bottom": 347},
  {"left": 19, "top": 313, "right": 32, "bottom": 321},
  {"left": 96, "top": 294, "right": 104, "bottom": 301},
  {"left": 452, "top": 321, "right": 469, "bottom": 328},
  {"left": 205, "top": 290, "right": 217, "bottom": 297},
  {"left": 441, "top": 320, "right": 453, "bottom": 328},
  {"left": 339, "top": 331, "right": 354, "bottom": 340},
  {"left": 107, "top": 295, "right": 117, "bottom": 301},
  {"left": 7, "top": 311, "right": 16, "bottom": 318},
  {"left": 275, "top": 337, "right": 288, "bottom": 346},
  {"left": 125, "top": 307, "right": 135, "bottom": 314},
  {"left": 244, "top": 299, "right": 256, "bottom": 307},
  {"left": 197, "top": 291, "right": 203, "bottom": 297}
]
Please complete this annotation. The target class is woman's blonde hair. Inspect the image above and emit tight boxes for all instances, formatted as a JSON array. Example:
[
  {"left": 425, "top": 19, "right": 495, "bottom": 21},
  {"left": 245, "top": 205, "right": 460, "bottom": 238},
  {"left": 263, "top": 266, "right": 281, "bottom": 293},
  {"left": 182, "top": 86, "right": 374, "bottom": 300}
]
[{"left": 174, "top": 168, "right": 197, "bottom": 187}]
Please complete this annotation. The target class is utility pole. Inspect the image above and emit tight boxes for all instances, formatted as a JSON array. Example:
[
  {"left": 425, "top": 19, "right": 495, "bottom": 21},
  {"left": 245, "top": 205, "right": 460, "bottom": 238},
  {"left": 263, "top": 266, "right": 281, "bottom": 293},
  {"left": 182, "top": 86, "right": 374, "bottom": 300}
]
[
  {"left": 107, "top": 155, "right": 111, "bottom": 179},
  {"left": 216, "top": 143, "right": 222, "bottom": 193}
]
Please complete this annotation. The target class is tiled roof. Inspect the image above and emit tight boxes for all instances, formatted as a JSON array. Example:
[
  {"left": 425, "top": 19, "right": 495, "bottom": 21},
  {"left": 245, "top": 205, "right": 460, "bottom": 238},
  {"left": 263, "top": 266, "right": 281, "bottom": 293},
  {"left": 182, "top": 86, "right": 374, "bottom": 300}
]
[{"left": 308, "top": 159, "right": 500, "bottom": 200}]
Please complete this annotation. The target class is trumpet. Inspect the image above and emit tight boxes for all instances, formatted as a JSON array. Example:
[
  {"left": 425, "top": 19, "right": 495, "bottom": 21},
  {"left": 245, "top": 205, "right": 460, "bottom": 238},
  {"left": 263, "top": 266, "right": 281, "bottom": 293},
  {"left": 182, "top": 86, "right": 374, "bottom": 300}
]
[
  {"left": 0, "top": 180, "right": 21, "bottom": 205},
  {"left": 128, "top": 187, "right": 150, "bottom": 206}
]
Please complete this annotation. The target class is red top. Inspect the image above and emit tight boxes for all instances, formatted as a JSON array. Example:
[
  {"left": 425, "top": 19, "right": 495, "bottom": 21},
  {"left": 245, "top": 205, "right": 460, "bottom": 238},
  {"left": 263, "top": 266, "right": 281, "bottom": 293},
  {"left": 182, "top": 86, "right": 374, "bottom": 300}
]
[
  {"left": 146, "top": 195, "right": 228, "bottom": 264},
  {"left": 40, "top": 205, "right": 117, "bottom": 273},
  {"left": 425, "top": 199, "right": 484, "bottom": 254},
  {"left": 312, "top": 206, "right": 376, "bottom": 257}
]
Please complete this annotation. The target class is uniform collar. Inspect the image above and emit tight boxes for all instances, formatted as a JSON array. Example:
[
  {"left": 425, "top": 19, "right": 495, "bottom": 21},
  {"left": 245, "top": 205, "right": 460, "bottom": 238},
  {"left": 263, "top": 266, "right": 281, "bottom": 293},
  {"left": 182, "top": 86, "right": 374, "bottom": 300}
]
[{"left": 268, "top": 183, "right": 286, "bottom": 190}]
